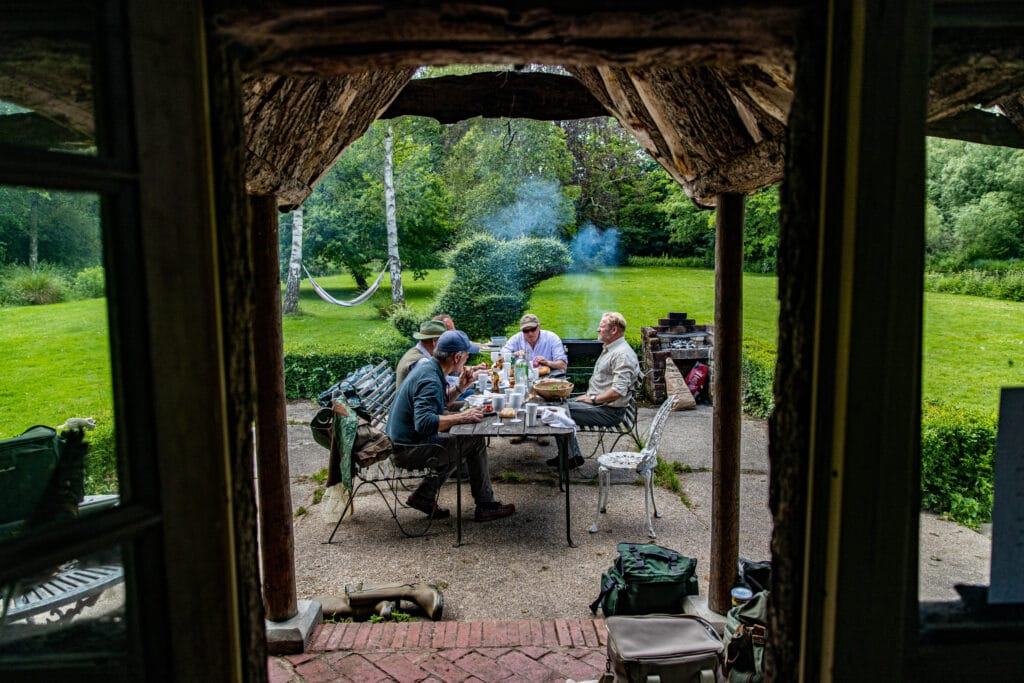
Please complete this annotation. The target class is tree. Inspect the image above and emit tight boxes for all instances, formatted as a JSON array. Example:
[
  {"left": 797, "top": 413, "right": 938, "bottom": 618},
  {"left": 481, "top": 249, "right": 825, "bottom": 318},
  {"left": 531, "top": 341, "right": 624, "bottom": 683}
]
[
  {"left": 442, "top": 117, "right": 575, "bottom": 237},
  {"left": 302, "top": 117, "right": 455, "bottom": 288},
  {"left": 282, "top": 206, "right": 303, "bottom": 314},
  {"left": 384, "top": 124, "right": 404, "bottom": 305},
  {"left": 0, "top": 186, "right": 101, "bottom": 269}
]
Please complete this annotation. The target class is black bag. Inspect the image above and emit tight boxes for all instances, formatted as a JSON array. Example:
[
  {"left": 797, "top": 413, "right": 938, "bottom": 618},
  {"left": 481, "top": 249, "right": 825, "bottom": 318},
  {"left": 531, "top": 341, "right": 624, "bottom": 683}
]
[
  {"left": 590, "top": 542, "right": 699, "bottom": 617},
  {"left": 735, "top": 557, "right": 772, "bottom": 594},
  {"left": 723, "top": 590, "right": 769, "bottom": 682}
]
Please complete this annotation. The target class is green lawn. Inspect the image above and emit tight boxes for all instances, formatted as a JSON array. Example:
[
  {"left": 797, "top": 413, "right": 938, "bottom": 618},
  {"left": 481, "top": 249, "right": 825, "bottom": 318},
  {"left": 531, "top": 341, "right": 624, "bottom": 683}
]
[{"left": 3, "top": 266, "right": 1023, "bottom": 438}]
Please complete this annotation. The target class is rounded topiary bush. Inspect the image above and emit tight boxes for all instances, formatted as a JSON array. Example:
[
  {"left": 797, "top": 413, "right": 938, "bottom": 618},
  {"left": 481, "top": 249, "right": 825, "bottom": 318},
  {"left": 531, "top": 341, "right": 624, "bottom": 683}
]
[{"left": 437, "top": 235, "right": 571, "bottom": 338}]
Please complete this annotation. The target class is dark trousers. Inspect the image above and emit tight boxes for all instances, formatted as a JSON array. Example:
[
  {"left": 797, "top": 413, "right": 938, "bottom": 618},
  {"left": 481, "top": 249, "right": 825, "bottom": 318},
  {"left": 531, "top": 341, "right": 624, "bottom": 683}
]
[
  {"left": 567, "top": 402, "right": 626, "bottom": 459},
  {"left": 391, "top": 434, "right": 493, "bottom": 504}
]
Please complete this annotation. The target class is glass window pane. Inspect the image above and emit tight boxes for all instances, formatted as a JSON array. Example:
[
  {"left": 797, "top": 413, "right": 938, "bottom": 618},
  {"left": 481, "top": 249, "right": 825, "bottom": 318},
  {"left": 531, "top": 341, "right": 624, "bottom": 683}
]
[
  {"left": 0, "top": 7, "right": 97, "bottom": 154},
  {"left": 0, "top": 545, "right": 126, "bottom": 667},
  {"left": 0, "top": 186, "right": 118, "bottom": 542}
]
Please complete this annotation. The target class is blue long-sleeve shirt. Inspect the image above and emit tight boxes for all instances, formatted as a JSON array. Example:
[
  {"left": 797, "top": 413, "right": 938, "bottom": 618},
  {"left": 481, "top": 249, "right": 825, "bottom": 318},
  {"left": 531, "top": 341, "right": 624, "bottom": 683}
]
[{"left": 387, "top": 358, "right": 445, "bottom": 445}]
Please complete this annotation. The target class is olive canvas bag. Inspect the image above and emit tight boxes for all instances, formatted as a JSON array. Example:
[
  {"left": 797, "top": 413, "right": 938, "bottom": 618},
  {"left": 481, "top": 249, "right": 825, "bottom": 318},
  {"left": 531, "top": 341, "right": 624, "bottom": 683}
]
[{"left": 590, "top": 542, "right": 699, "bottom": 617}]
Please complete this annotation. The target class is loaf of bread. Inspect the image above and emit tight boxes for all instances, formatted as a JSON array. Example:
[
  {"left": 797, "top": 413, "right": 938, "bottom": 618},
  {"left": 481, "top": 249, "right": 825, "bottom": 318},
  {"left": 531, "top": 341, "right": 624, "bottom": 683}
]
[
  {"left": 499, "top": 407, "right": 516, "bottom": 419},
  {"left": 537, "top": 366, "right": 551, "bottom": 376}
]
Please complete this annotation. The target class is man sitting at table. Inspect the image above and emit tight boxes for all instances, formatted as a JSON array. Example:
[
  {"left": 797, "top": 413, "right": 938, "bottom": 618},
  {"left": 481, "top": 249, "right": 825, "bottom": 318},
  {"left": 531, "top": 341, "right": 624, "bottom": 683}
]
[
  {"left": 387, "top": 329, "right": 516, "bottom": 522},
  {"left": 549, "top": 311, "right": 640, "bottom": 469},
  {"left": 501, "top": 313, "right": 568, "bottom": 372},
  {"left": 396, "top": 319, "right": 447, "bottom": 388}
]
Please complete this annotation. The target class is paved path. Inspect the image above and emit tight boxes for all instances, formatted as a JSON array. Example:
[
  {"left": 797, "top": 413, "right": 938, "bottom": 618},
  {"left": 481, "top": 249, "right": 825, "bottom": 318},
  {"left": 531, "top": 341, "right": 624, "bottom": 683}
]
[{"left": 269, "top": 619, "right": 608, "bottom": 682}]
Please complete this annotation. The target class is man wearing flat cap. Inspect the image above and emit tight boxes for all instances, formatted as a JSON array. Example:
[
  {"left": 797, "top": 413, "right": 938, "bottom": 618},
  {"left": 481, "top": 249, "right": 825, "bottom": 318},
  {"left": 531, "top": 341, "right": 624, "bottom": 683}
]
[
  {"left": 501, "top": 313, "right": 568, "bottom": 371},
  {"left": 396, "top": 319, "right": 448, "bottom": 388},
  {"left": 388, "top": 330, "right": 516, "bottom": 522}
]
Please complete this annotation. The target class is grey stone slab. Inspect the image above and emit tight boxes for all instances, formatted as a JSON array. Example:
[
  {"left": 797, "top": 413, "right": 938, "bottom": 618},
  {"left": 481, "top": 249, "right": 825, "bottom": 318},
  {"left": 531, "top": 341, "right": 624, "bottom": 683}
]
[{"left": 265, "top": 599, "right": 322, "bottom": 655}]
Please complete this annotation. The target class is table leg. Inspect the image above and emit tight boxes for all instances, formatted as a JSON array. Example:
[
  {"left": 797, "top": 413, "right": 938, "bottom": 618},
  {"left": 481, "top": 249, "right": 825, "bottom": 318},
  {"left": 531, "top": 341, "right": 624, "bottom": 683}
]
[
  {"left": 557, "top": 435, "right": 577, "bottom": 547},
  {"left": 454, "top": 453, "right": 463, "bottom": 547}
]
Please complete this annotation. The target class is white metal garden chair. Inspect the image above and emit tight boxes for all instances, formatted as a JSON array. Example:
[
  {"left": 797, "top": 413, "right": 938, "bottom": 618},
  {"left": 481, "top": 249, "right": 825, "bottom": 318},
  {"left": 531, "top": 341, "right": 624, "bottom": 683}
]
[{"left": 589, "top": 397, "right": 675, "bottom": 538}]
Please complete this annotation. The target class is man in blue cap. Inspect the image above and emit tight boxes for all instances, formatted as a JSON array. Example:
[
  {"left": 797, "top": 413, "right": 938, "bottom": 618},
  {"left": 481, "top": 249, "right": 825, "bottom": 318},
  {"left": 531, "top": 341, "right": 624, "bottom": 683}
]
[{"left": 387, "top": 330, "right": 516, "bottom": 522}]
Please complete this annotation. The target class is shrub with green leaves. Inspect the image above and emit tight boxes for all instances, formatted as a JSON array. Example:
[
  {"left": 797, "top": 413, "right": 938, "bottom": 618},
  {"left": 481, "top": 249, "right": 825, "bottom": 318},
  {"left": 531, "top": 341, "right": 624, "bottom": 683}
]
[
  {"left": 84, "top": 413, "right": 117, "bottom": 495},
  {"left": 72, "top": 266, "right": 106, "bottom": 299},
  {"left": 387, "top": 305, "right": 426, "bottom": 341},
  {"left": 920, "top": 403, "right": 996, "bottom": 528},
  {"left": 0, "top": 263, "right": 69, "bottom": 306},
  {"left": 433, "top": 235, "right": 571, "bottom": 338},
  {"left": 741, "top": 341, "right": 776, "bottom": 418}
]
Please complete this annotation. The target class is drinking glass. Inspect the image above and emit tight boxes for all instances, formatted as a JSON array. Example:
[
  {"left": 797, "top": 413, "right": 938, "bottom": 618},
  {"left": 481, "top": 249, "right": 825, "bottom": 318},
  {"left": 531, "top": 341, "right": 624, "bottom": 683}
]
[
  {"left": 490, "top": 351, "right": 500, "bottom": 366},
  {"left": 508, "top": 391, "right": 523, "bottom": 423},
  {"left": 491, "top": 394, "right": 506, "bottom": 426},
  {"left": 477, "top": 374, "right": 488, "bottom": 394}
]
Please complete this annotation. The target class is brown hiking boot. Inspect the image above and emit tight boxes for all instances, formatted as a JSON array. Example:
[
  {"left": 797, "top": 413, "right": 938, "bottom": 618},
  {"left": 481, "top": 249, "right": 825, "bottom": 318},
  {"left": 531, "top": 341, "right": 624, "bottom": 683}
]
[
  {"left": 475, "top": 501, "right": 515, "bottom": 522},
  {"left": 406, "top": 493, "right": 450, "bottom": 519}
]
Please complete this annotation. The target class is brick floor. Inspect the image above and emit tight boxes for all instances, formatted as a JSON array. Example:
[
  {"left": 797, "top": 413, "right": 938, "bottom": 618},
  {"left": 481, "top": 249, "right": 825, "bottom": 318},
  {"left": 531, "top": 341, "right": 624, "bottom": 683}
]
[{"left": 268, "top": 619, "right": 607, "bottom": 682}]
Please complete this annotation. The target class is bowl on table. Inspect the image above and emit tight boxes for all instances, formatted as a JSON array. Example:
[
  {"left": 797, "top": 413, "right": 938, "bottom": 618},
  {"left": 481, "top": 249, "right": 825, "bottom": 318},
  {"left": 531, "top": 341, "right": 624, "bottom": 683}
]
[{"left": 532, "top": 380, "right": 574, "bottom": 400}]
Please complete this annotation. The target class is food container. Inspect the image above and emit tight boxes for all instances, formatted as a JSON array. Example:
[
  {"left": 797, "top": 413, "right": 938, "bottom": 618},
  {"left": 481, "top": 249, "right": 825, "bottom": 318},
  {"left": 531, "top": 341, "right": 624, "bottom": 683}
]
[
  {"left": 731, "top": 587, "right": 753, "bottom": 606},
  {"left": 490, "top": 336, "right": 507, "bottom": 347},
  {"left": 532, "top": 380, "right": 574, "bottom": 400}
]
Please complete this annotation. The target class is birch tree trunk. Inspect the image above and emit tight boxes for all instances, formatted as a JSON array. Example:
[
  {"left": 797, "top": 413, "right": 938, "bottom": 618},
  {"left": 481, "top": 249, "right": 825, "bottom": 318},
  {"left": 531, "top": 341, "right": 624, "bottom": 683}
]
[
  {"left": 384, "top": 124, "right": 404, "bottom": 305},
  {"left": 28, "top": 209, "right": 39, "bottom": 270},
  {"left": 282, "top": 207, "right": 303, "bottom": 314}
]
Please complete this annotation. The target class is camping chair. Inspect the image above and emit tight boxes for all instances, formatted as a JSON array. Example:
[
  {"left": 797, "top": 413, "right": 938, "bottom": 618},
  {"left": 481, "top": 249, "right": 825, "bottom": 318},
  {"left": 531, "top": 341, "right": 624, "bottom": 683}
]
[{"left": 589, "top": 397, "right": 675, "bottom": 538}]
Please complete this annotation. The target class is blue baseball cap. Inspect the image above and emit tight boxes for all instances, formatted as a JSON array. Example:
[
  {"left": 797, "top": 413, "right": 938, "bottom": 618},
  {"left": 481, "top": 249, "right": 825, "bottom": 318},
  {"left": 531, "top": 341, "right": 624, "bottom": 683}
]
[{"left": 435, "top": 330, "right": 480, "bottom": 355}]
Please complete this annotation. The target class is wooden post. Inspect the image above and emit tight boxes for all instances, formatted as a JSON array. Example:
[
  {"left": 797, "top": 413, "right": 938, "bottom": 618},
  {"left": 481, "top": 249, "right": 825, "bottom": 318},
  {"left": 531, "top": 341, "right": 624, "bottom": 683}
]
[
  {"left": 251, "top": 194, "right": 298, "bottom": 622},
  {"left": 710, "top": 192, "right": 744, "bottom": 614}
]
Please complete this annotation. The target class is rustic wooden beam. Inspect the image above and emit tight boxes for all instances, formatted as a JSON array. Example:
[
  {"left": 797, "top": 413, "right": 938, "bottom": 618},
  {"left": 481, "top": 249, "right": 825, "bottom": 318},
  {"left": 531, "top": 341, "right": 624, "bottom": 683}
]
[
  {"left": 251, "top": 194, "right": 298, "bottom": 623},
  {"left": 927, "top": 107, "right": 1024, "bottom": 148},
  {"left": 213, "top": 1, "right": 800, "bottom": 74},
  {"left": 380, "top": 72, "right": 607, "bottom": 123},
  {"left": 709, "top": 192, "right": 744, "bottom": 615},
  {"left": 0, "top": 112, "right": 91, "bottom": 148}
]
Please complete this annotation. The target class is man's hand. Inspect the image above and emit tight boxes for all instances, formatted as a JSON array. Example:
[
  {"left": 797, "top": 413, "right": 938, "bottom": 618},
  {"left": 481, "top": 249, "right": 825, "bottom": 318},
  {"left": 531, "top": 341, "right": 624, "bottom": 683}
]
[
  {"left": 459, "top": 407, "right": 484, "bottom": 423},
  {"left": 533, "top": 355, "right": 548, "bottom": 367},
  {"left": 573, "top": 394, "right": 592, "bottom": 404}
]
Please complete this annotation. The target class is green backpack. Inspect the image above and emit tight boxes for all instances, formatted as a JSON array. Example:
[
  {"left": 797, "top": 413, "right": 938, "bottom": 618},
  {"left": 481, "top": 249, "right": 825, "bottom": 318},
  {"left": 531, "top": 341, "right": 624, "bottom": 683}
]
[
  {"left": 590, "top": 542, "right": 699, "bottom": 617},
  {"left": 723, "top": 590, "right": 769, "bottom": 682}
]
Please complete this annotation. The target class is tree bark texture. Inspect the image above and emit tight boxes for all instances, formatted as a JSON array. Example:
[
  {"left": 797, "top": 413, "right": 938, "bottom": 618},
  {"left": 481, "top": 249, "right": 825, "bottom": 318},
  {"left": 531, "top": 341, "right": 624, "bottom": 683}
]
[
  {"left": 384, "top": 124, "right": 404, "bottom": 305},
  {"left": 206, "top": 32, "right": 267, "bottom": 675},
  {"left": 765, "top": 8, "right": 825, "bottom": 678},
  {"left": 283, "top": 206, "right": 303, "bottom": 314},
  {"left": 242, "top": 70, "right": 414, "bottom": 207}
]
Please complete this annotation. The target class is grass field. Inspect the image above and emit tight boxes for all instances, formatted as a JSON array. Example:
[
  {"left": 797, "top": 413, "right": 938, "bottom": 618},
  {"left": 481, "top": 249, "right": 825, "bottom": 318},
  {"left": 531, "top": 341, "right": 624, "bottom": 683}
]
[{"left": 2, "top": 266, "right": 1022, "bottom": 438}]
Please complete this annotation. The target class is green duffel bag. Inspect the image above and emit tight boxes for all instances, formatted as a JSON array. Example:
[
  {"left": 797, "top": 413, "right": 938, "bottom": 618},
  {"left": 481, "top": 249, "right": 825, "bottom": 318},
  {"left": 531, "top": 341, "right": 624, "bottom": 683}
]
[
  {"left": 0, "top": 425, "right": 85, "bottom": 538},
  {"left": 590, "top": 542, "right": 700, "bottom": 617},
  {"left": 723, "top": 590, "right": 769, "bottom": 682}
]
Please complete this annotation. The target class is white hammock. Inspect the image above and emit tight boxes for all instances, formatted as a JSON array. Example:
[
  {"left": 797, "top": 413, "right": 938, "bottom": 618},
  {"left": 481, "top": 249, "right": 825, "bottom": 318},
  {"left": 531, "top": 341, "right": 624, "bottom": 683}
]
[{"left": 303, "top": 265, "right": 388, "bottom": 307}]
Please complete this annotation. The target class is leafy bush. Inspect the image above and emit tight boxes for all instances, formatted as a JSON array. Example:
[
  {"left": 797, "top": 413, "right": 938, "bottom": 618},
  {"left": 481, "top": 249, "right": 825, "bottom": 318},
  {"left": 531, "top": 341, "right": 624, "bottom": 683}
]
[
  {"left": 741, "top": 341, "right": 776, "bottom": 418},
  {"left": 627, "top": 254, "right": 712, "bottom": 269},
  {"left": 0, "top": 263, "right": 69, "bottom": 306},
  {"left": 434, "top": 235, "right": 571, "bottom": 338},
  {"left": 84, "top": 413, "right": 118, "bottom": 495},
  {"left": 72, "top": 266, "right": 106, "bottom": 299},
  {"left": 924, "top": 269, "right": 1024, "bottom": 302},
  {"left": 920, "top": 403, "right": 997, "bottom": 528},
  {"left": 387, "top": 305, "right": 426, "bottom": 341},
  {"left": 283, "top": 328, "right": 408, "bottom": 398}
]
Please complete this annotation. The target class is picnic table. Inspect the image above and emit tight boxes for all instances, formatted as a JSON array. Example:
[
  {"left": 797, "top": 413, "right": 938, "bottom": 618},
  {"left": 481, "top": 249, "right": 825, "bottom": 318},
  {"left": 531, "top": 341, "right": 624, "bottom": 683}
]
[{"left": 449, "top": 405, "right": 577, "bottom": 547}]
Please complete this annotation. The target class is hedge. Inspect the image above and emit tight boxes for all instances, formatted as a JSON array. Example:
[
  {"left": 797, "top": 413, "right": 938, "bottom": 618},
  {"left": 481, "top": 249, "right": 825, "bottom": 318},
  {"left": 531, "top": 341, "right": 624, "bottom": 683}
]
[
  {"left": 284, "top": 328, "right": 408, "bottom": 399},
  {"left": 920, "top": 402, "right": 997, "bottom": 527}
]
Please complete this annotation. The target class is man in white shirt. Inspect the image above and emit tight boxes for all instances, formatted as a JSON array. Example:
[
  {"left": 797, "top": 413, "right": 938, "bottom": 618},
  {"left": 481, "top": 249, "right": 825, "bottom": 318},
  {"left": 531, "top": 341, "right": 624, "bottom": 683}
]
[
  {"left": 501, "top": 313, "right": 568, "bottom": 371},
  {"left": 552, "top": 311, "right": 639, "bottom": 469}
]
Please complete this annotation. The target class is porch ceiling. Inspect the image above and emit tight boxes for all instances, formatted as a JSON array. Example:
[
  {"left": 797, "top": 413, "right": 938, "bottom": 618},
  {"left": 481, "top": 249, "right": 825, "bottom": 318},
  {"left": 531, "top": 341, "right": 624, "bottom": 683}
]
[{"left": 2, "top": 2, "right": 1023, "bottom": 208}]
